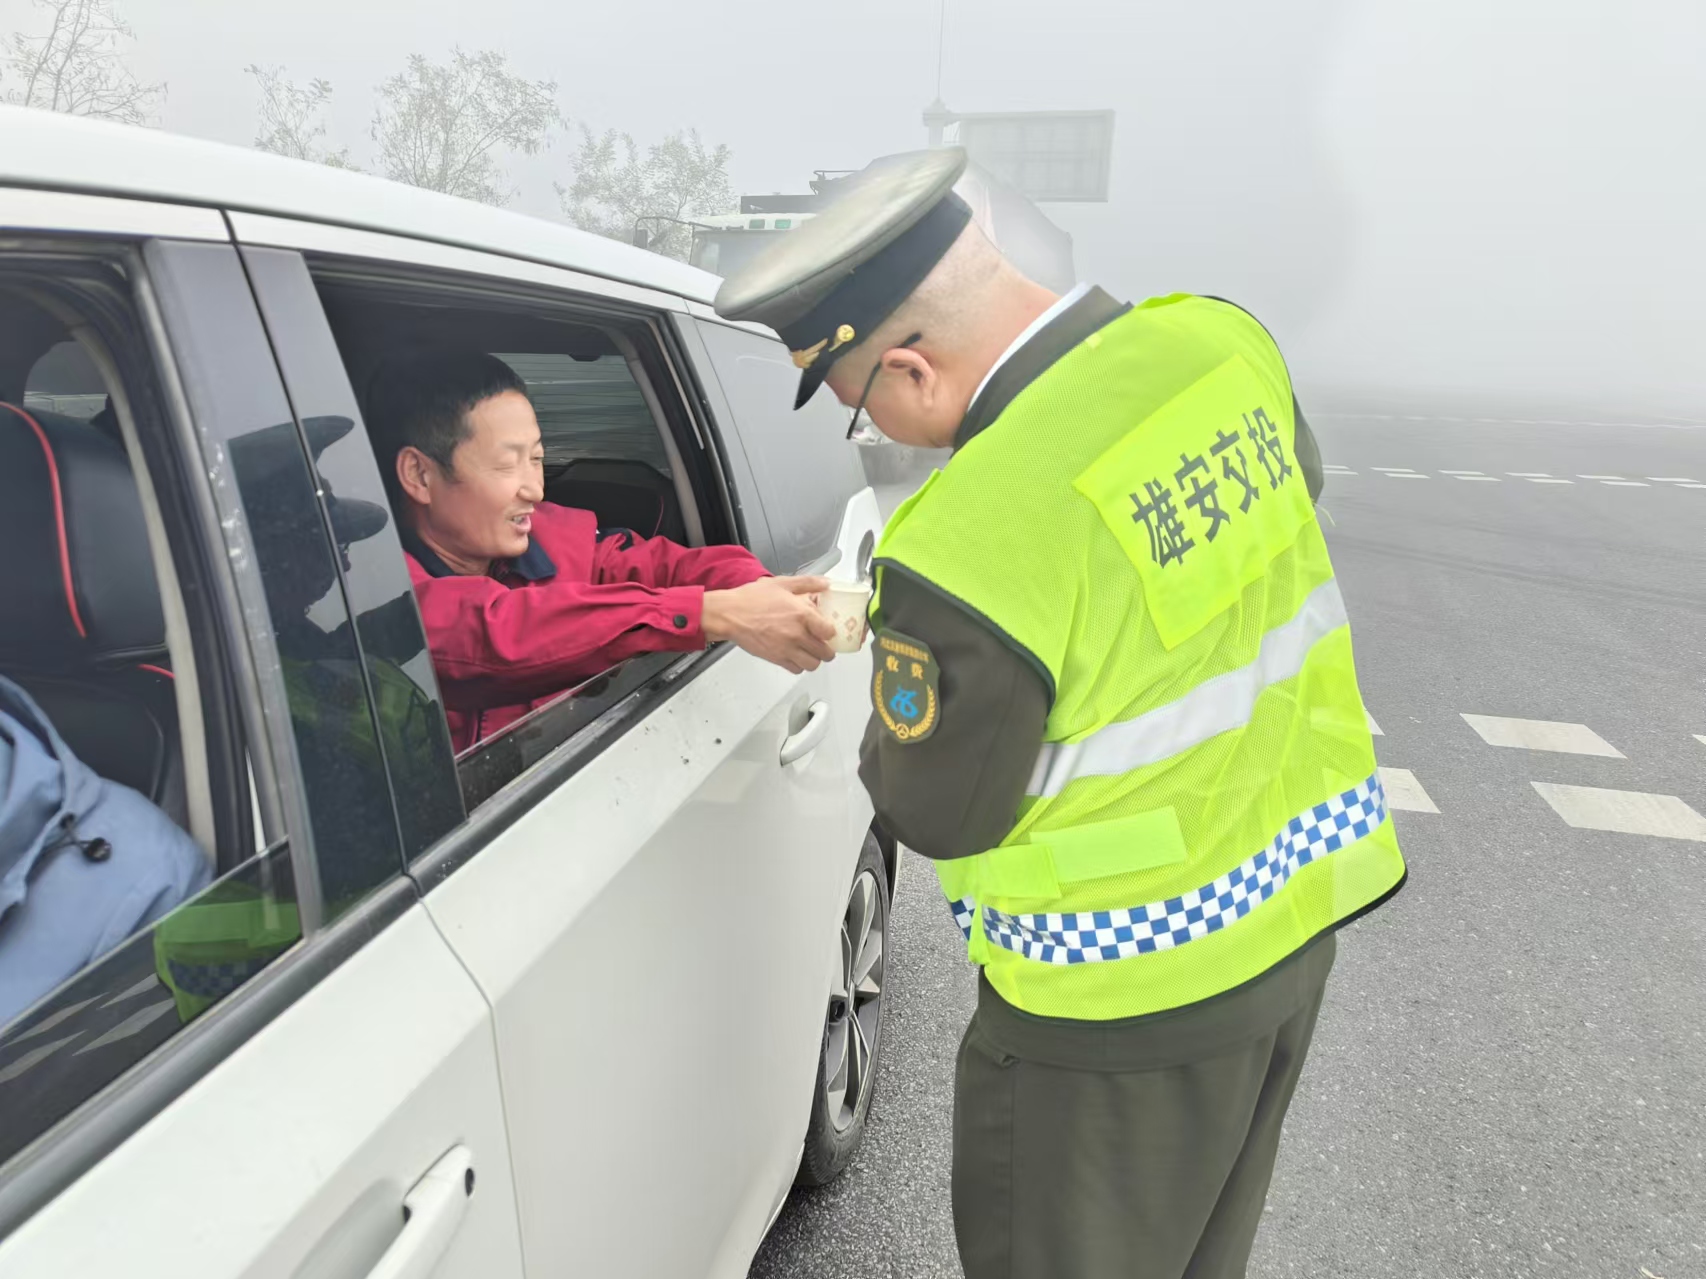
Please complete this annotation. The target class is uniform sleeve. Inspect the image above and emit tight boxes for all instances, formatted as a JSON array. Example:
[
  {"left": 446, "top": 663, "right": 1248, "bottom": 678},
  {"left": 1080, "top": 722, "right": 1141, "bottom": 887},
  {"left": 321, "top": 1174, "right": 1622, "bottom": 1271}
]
[
  {"left": 857, "top": 571, "right": 1051, "bottom": 861},
  {"left": 411, "top": 567, "right": 708, "bottom": 713},
  {"left": 1293, "top": 393, "right": 1324, "bottom": 504},
  {"left": 592, "top": 531, "right": 770, "bottom": 592}
]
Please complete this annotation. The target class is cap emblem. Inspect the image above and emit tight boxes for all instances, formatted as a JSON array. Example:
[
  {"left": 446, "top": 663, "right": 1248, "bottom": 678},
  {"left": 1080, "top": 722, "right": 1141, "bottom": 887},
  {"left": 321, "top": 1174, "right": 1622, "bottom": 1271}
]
[
  {"left": 790, "top": 324, "right": 858, "bottom": 370},
  {"left": 791, "top": 339, "right": 828, "bottom": 370}
]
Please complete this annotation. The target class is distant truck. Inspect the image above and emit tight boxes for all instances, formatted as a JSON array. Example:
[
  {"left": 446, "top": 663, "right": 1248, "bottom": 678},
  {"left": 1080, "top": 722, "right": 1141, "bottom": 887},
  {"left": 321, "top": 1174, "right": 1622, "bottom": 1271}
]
[{"left": 689, "top": 158, "right": 1075, "bottom": 294}]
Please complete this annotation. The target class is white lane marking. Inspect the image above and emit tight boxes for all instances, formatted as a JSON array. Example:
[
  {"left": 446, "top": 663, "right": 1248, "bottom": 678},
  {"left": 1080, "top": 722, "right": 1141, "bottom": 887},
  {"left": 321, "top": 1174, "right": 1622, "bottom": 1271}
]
[
  {"left": 1385, "top": 473, "right": 1431, "bottom": 479},
  {"left": 1577, "top": 474, "right": 1624, "bottom": 480},
  {"left": 1507, "top": 472, "right": 1552, "bottom": 477},
  {"left": 1649, "top": 477, "right": 1698, "bottom": 483},
  {"left": 1695, "top": 734, "right": 1706, "bottom": 747},
  {"left": 1314, "top": 412, "right": 1706, "bottom": 431},
  {"left": 1440, "top": 469, "right": 1483, "bottom": 475},
  {"left": 1528, "top": 478, "right": 1574, "bottom": 484},
  {"left": 1679, "top": 483, "right": 1706, "bottom": 490},
  {"left": 102, "top": 976, "right": 159, "bottom": 1008},
  {"left": 1600, "top": 480, "right": 1650, "bottom": 487},
  {"left": 0, "top": 1034, "right": 84, "bottom": 1085},
  {"left": 1455, "top": 475, "right": 1502, "bottom": 482},
  {"left": 1367, "top": 711, "right": 1383, "bottom": 736},
  {"left": 1370, "top": 467, "right": 1418, "bottom": 473},
  {"left": 2, "top": 996, "right": 96, "bottom": 1046},
  {"left": 1379, "top": 768, "right": 1439, "bottom": 814},
  {"left": 72, "top": 1000, "right": 177, "bottom": 1056},
  {"left": 1460, "top": 714, "right": 1624, "bottom": 757},
  {"left": 1531, "top": 783, "right": 1706, "bottom": 842}
]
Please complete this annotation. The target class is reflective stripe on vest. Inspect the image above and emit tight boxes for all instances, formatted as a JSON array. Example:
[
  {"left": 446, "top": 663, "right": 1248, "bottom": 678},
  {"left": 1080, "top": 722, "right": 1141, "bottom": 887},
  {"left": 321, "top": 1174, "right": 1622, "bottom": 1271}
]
[
  {"left": 948, "top": 771, "right": 1387, "bottom": 960},
  {"left": 1025, "top": 577, "right": 1348, "bottom": 800}
]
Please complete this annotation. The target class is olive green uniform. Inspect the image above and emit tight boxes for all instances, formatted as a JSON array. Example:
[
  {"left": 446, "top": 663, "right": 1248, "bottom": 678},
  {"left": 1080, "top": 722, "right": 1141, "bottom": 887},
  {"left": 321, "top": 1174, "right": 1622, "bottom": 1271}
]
[{"left": 859, "top": 288, "right": 1331, "bottom": 1278}]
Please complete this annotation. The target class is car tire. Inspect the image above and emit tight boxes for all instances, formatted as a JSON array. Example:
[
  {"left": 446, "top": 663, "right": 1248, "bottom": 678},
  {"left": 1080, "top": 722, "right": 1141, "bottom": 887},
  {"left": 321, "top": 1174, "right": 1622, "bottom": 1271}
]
[{"left": 795, "top": 830, "right": 890, "bottom": 1187}]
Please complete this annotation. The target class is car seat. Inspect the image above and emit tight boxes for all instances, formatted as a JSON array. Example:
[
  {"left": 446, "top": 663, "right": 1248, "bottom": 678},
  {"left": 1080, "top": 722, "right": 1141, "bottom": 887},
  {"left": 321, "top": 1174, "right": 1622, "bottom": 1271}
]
[
  {"left": 545, "top": 458, "right": 687, "bottom": 545},
  {"left": 0, "top": 402, "right": 186, "bottom": 827}
]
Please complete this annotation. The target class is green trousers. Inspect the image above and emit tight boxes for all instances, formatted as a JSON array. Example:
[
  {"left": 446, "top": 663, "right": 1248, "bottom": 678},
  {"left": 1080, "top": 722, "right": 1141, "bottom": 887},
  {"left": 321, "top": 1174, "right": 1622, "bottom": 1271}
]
[{"left": 952, "top": 935, "right": 1335, "bottom": 1279}]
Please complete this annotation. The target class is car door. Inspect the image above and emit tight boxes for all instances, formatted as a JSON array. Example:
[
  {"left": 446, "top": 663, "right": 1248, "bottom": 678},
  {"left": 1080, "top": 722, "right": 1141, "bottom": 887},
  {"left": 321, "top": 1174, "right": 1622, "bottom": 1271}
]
[
  {"left": 0, "top": 201, "right": 522, "bottom": 1279},
  {"left": 214, "top": 214, "right": 856, "bottom": 1279},
  {"left": 685, "top": 313, "right": 885, "bottom": 861}
]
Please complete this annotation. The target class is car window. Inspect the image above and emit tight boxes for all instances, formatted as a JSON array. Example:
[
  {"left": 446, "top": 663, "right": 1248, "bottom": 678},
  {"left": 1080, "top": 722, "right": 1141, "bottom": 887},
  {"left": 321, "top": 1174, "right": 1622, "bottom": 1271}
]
[
  {"left": 301, "top": 267, "right": 743, "bottom": 822},
  {"left": 239, "top": 247, "right": 465, "bottom": 862},
  {"left": 499, "top": 352, "right": 672, "bottom": 477},
  {"left": 693, "top": 320, "right": 869, "bottom": 572},
  {"left": 145, "top": 240, "right": 410, "bottom": 915},
  {"left": 0, "top": 267, "right": 299, "bottom": 1167}
]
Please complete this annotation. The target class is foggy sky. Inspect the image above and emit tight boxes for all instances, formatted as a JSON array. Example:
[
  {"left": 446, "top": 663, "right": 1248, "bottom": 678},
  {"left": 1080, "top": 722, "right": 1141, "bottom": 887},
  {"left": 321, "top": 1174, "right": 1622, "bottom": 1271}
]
[{"left": 4, "top": 0, "right": 1701, "bottom": 419}]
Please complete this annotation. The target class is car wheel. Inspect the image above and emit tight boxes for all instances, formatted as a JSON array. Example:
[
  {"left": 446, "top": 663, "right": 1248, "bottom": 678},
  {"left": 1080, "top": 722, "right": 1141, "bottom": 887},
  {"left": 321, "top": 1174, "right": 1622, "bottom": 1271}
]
[{"left": 796, "top": 831, "right": 889, "bottom": 1186}]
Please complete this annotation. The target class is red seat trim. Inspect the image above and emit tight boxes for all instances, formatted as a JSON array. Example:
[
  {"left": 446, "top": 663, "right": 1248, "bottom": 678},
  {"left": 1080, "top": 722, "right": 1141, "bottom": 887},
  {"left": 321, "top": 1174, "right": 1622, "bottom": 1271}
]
[{"left": 1, "top": 402, "right": 88, "bottom": 639}]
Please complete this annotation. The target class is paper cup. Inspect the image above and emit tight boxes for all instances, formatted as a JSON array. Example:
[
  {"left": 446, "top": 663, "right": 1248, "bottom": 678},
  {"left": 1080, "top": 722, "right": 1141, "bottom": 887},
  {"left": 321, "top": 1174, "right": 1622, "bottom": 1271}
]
[{"left": 815, "top": 581, "right": 873, "bottom": 653}]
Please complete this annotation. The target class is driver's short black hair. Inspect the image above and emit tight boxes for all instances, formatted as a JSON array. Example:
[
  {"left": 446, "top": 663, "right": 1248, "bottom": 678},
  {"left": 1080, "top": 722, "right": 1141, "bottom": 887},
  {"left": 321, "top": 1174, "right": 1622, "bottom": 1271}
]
[{"left": 364, "top": 350, "right": 530, "bottom": 499}]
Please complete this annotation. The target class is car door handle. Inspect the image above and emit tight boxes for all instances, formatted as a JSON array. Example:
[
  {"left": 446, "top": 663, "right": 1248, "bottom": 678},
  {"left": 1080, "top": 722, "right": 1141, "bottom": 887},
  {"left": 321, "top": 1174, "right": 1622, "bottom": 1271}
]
[
  {"left": 365, "top": 1145, "right": 475, "bottom": 1279},
  {"left": 779, "top": 701, "right": 831, "bottom": 766}
]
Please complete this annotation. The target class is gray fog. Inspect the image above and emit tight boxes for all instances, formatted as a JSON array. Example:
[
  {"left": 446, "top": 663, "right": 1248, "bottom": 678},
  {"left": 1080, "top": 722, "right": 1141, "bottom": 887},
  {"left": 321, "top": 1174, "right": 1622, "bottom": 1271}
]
[{"left": 8, "top": 0, "right": 1698, "bottom": 415}]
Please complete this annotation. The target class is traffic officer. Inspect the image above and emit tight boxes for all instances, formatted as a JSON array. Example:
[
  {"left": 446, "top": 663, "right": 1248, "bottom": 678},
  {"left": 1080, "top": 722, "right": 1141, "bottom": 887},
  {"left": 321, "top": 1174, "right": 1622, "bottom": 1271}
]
[{"left": 715, "top": 147, "right": 1406, "bottom": 1279}]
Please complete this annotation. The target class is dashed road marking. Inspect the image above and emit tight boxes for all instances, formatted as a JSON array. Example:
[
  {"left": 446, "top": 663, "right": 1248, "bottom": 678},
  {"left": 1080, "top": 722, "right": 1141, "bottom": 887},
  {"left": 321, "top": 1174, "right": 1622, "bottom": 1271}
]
[
  {"left": 1, "top": 996, "right": 96, "bottom": 1046},
  {"left": 101, "top": 976, "right": 160, "bottom": 1007},
  {"left": 1367, "top": 712, "right": 1383, "bottom": 736},
  {"left": 1460, "top": 714, "right": 1624, "bottom": 757},
  {"left": 1379, "top": 767, "right": 1439, "bottom": 814},
  {"left": 1695, "top": 734, "right": 1706, "bottom": 748},
  {"left": 1326, "top": 467, "right": 1695, "bottom": 486},
  {"left": 0, "top": 1034, "right": 83, "bottom": 1085},
  {"left": 72, "top": 1000, "right": 176, "bottom": 1056},
  {"left": 1531, "top": 783, "right": 1706, "bottom": 842}
]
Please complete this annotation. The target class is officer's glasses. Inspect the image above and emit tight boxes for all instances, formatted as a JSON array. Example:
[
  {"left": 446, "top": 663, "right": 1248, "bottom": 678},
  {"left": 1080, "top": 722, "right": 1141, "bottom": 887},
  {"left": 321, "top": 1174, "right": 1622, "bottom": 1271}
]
[{"left": 846, "top": 332, "right": 924, "bottom": 443}]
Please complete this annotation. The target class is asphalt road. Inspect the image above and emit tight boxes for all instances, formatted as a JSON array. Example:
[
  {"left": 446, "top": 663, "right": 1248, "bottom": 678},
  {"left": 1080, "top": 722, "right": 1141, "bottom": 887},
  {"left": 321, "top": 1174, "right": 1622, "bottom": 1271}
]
[{"left": 751, "top": 413, "right": 1706, "bottom": 1279}]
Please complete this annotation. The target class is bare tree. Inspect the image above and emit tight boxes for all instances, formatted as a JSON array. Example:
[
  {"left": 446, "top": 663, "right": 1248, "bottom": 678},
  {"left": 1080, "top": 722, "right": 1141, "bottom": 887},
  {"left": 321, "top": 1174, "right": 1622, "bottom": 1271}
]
[
  {"left": 2, "top": 0, "right": 162, "bottom": 123},
  {"left": 245, "top": 64, "right": 356, "bottom": 169},
  {"left": 561, "top": 126, "right": 735, "bottom": 261},
  {"left": 370, "top": 49, "right": 559, "bottom": 205}
]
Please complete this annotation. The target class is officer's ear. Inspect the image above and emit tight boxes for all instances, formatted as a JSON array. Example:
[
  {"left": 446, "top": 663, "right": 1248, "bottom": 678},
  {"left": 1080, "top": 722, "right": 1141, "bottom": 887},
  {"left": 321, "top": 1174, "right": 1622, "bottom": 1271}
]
[
  {"left": 395, "top": 445, "right": 437, "bottom": 507},
  {"left": 881, "top": 346, "right": 941, "bottom": 409}
]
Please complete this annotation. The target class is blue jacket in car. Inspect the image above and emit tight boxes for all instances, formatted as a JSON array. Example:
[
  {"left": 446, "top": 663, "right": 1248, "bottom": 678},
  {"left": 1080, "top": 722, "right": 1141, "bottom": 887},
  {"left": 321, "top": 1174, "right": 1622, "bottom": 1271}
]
[{"left": 0, "top": 675, "right": 211, "bottom": 1026}]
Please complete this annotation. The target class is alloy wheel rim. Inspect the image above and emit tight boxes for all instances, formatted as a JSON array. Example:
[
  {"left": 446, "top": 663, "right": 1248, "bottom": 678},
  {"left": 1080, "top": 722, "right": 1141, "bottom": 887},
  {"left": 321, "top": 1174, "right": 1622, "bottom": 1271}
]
[{"left": 823, "top": 869, "right": 886, "bottom": 1133}]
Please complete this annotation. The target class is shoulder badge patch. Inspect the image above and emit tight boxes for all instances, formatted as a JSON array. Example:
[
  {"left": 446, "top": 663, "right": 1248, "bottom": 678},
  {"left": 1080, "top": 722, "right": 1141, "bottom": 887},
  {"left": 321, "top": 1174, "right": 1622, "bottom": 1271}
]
[{"left": 872, "top": 628, "right": 940, "bottom": 744}]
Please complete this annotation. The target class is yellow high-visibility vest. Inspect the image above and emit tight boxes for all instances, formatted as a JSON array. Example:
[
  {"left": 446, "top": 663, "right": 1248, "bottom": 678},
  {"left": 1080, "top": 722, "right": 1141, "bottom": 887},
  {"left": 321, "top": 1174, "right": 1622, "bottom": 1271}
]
[{"left": 874, "top": 294, "right": 1405, "bottom": 1020}]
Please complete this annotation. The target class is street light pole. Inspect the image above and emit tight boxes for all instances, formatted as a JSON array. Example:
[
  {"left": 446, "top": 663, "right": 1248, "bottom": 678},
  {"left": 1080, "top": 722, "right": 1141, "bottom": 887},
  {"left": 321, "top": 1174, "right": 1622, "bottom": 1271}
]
[{"left": 924, "top": 0, "right": 953, "bottom": 147}]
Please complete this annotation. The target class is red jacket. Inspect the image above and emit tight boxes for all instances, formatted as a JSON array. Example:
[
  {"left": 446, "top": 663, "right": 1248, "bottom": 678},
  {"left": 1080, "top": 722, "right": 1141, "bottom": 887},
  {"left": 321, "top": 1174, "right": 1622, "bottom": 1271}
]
[{"left": 405, "top": 503, "right": 769, "bottom": 753}]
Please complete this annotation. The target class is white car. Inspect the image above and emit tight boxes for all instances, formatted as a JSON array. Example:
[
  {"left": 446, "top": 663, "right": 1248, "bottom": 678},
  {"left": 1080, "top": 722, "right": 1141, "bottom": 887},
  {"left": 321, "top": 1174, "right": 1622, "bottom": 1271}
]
[{"left": 0, "top": 106, "right": 892, "bottom": 1278}]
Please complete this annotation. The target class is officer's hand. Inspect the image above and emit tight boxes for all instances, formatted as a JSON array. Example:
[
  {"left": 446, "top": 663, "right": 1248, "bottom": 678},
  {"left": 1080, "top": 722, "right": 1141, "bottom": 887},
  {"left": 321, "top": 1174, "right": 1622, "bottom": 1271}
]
[{"left": 703, "top": 576, "right": 838, "bottom": 674}]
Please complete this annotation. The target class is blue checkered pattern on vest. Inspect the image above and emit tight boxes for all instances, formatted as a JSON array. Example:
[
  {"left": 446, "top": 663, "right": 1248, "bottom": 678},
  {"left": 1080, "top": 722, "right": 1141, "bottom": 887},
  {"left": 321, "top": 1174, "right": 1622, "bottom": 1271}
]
[
  {"left": 946, "top": 772, "right": 1387, "bottom": 964},
  {"left": 167, "top": 955, "right": 273, "bottom": 1000}
]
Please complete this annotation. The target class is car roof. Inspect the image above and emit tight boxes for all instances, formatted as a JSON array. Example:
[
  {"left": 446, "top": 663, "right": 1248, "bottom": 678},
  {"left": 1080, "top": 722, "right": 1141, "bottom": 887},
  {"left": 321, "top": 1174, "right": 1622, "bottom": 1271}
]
[{"left": 0, "top": 106, "right": 723, "bottom": 305}]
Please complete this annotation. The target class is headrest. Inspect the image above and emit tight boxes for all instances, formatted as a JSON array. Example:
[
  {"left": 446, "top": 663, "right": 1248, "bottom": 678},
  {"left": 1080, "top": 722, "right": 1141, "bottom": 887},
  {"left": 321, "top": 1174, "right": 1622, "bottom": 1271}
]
[{"left": 0, "top": 403, "right": 164, "bottom": 668}]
